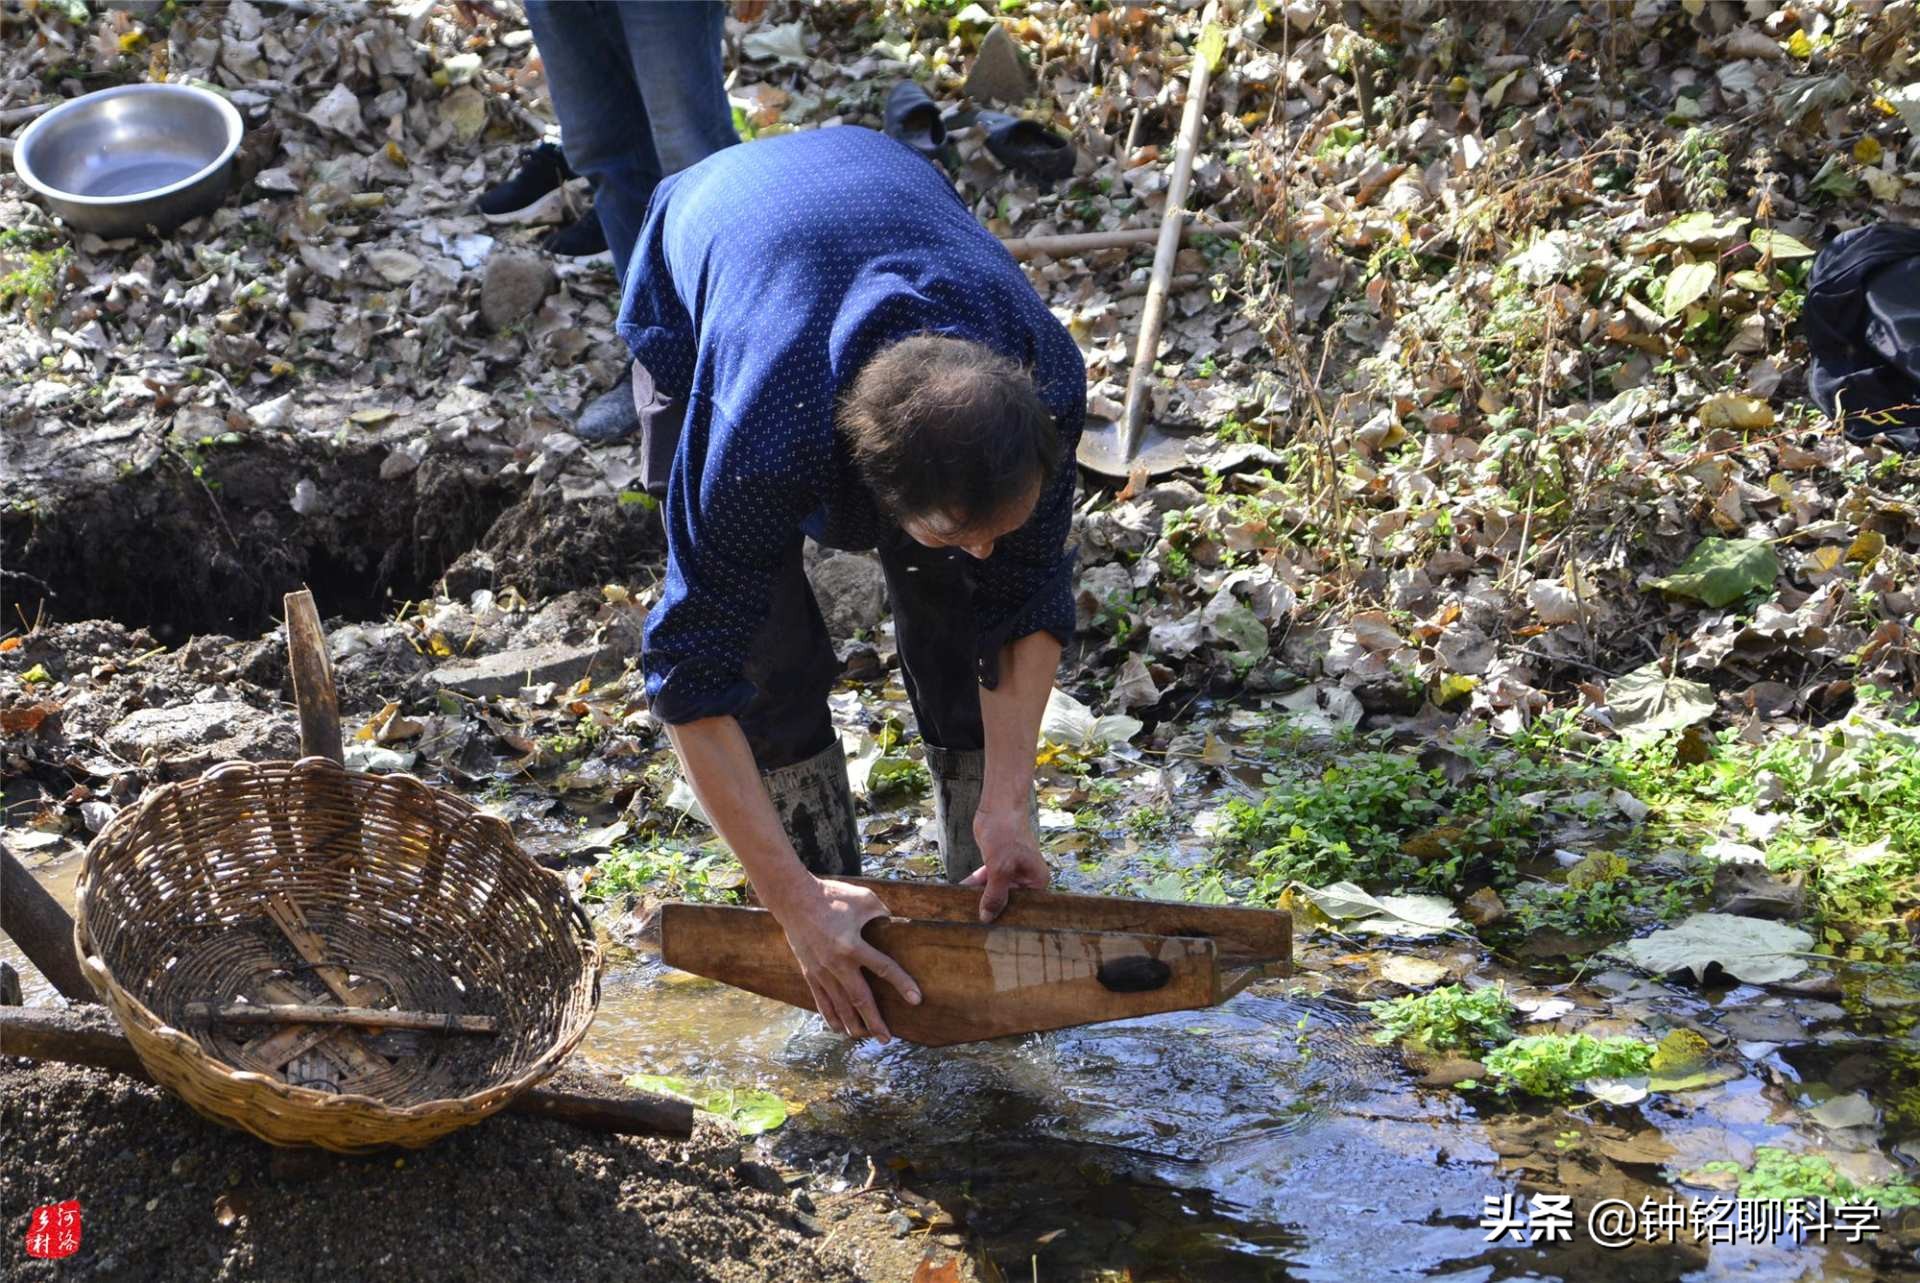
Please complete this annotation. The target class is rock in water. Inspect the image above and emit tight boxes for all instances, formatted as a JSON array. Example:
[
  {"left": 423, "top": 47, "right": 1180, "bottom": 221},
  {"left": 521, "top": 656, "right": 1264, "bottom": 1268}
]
[
  {"left": 965, "top": 24, "right": 1034, "bottom": 105},
  {"left": 1460, "top": 887, "right": 1507, "bottom": 928},
  {"left": 808, "top": 553, "right": 888, "bottom": 638},
  {"left": 480, "top": 251, "right": 556, "bottom": 333}
]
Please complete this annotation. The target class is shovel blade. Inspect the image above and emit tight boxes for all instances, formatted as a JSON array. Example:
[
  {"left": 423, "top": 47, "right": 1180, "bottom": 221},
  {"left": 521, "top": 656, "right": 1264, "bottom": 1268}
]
[{"left": 1076, "top": 417, "right": 1191, "bottom": 480}]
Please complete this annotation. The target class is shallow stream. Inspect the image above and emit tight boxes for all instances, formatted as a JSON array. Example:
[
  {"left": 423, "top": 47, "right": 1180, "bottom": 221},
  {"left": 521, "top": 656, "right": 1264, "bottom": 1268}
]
[{"left": 10, "top": 846, "right": 1908, "bottom": 1281}]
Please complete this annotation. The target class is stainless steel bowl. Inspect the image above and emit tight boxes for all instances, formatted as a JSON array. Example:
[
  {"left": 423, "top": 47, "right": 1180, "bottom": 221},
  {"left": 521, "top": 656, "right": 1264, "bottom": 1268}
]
[{"left": 12, "top": 83, "right": 243, "bottom": 237}]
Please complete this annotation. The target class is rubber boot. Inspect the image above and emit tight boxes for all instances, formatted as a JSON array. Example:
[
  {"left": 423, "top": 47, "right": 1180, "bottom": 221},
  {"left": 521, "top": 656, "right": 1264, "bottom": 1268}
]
[
  {"left": 927, "top": 747, "right": 1020, "bottom": 883},
  {"left": 762, "top": 741, "right": 861, "bottom": 877}
]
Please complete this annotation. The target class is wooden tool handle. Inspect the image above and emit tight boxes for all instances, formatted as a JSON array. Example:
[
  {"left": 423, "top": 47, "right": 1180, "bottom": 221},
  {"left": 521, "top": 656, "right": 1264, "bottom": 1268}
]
[
  {"left": 284, "top": 589, "right": 343, "bottom": 765},
  {"left": 1119, "top": 0, "right": 1221, "bottom": 461},
  {"left": 1000, "top": 220, "right": 1243, "bottom": 261}
]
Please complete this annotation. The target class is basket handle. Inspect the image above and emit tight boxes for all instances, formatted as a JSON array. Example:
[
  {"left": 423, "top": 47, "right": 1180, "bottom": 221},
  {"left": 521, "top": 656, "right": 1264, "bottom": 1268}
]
[{"left": 285, "top": 589, "right": 345, "bottom": 765}]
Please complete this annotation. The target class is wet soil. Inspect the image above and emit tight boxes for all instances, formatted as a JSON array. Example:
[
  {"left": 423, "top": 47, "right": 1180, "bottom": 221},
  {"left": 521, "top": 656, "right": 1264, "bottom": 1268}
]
[{"left": 0, "top": 1059, "right": 850, "bottom": 1283}]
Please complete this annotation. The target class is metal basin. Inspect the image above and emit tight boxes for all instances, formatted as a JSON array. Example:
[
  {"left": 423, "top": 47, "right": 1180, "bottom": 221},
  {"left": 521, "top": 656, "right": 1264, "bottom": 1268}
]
[{"left": 12, "top": 84, "right": 243, "bottom": 237}]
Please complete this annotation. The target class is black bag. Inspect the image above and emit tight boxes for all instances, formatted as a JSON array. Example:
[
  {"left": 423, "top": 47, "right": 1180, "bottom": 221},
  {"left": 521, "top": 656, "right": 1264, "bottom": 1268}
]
[{"left": 1802, "top": 221, "right": 1920, "bottom": 454}]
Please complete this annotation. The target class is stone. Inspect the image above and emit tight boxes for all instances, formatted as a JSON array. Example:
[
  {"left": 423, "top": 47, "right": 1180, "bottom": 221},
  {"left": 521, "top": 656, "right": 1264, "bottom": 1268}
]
[
  {"left": 105, "top": 701, "right": 298, "bottom": 772},
  {"left": 1417, "top": 1057, "right": 1488, "bottom": 1088},
  {"left": 480, "top": 251, "right": 555, "bottom": 333},
  {"left": 965, "top": 24, "right": 1034, "bottom": 105},
  {"left": 428, "top": 642, "right": 610, "bottom": 698},
  {"left": 1461, "top": 887, "right": 1507, "bottom": 928},
  {"left": 808, "top": 552, "right": 888, "bottom": 639},
  {"left": 1711, "top": 861, "right": 1807, "bottom": 919},
  {"left": 439, "top": 550, "right": 497, "bottom": 600},
  {"left": 1138, "top": 480, "right": 1203, "bottom": 525}
]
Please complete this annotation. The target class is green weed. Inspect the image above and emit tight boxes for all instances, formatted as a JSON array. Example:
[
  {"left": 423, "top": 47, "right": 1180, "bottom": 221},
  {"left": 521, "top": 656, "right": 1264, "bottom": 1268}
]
[
  {"left": 0, "top": 246, "right": 70, "bottom": 318},
  {"left": 1701, "top": 1148, "right": 1920, "bottom": 1209},
  {"left": 1505, "top": 852, "right": 1708, "bottom": 939},
  {"left": 582, "top": 840, "right": 743, "bottom": 904},
  {"left": 539, "top": 718, "right": 606, "bottom": 762},
  {"left": 1479, "top": 1033, "right": 1655, "bottom": 1099},
  {"left": 1217, "top": 738, "right": 1617, "bottom": 897},
  {"left": 1366, "top": 983, "right": 1515, "bottom": 1053},
  {"left": 1601, "top": 690, "right": 1920, "bottom": 951}
]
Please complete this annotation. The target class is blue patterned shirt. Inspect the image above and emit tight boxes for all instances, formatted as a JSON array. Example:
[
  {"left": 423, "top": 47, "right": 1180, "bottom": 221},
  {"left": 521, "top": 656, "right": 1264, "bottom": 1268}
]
[{"left": 616, "top": 127, "right": 1085, "bottom": 725}]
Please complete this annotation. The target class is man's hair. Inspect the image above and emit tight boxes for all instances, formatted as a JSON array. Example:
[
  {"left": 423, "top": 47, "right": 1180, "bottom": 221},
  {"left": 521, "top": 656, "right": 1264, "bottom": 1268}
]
[{"left": 838, "top": 334, "right": 1060, "bottom": 531}]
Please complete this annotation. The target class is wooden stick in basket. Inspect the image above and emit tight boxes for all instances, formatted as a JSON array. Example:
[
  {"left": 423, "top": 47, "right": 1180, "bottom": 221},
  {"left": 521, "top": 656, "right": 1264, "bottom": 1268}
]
[
  {"left": 184, "top": 1002, "right": 499, "bottom": 1035},
  {"left": 0, "top": 1005, "right": 694, "bottom": 1139},
  {"left": 284, "top": 589, "right": 344, "bottom": 765}
]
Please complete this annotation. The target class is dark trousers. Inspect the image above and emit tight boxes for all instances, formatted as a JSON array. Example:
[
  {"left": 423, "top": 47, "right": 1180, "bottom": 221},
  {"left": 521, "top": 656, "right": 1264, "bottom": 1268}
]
[
  {"left": 635, "top": 364, "right": 985, "bottom": 767},
  {"left": 735, "top": 530, "right": 987, "bottom": 772}
]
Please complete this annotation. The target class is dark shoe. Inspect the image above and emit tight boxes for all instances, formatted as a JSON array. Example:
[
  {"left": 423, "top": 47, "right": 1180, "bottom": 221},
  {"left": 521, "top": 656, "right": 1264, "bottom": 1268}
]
[
  {"left": 576, "top": 378, "right": 641, "bottom": 443},
  {"left": 543, "top": 208, "right": 608, "bottom": 257},
  {"left": 885, "top": 80, "right": 948, "bottom": 161},
  {"left": 476, "top": 141, "right": 573, "bottom": 216},
  {"left": 978, "top": 111, "right": 1075, "bottom": 183}
]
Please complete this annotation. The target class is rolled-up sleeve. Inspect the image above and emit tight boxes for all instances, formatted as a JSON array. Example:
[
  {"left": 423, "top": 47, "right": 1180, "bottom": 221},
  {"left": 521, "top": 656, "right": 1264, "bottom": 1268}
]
[
  {"left": 643, "top": 398, "right": 815, "bottom": 723},
  {"left": 968, "top": 395, "right": 1084, "bottom": 688}
]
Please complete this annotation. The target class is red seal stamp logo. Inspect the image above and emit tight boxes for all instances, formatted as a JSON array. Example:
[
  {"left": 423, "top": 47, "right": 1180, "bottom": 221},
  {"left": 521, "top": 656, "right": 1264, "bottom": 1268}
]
[{"left": 23, "top": 1200, "right": 81, "bottom": 1260}]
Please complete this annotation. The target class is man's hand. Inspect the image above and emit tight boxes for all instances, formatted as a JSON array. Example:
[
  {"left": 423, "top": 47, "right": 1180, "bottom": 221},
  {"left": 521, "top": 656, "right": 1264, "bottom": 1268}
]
[
  {"left": 964, "top": 802, "right": 1051, "bottom": 922},
  {"left": 733, "top": 0, "right": 768, "bottom": 24},
  {"left": 775, "top": 878, "right": 921, "bottom": 1042}
]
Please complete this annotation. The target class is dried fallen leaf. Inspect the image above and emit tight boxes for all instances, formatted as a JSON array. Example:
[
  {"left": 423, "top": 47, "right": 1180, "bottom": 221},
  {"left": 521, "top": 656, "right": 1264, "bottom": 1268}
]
[
  {"left": 0, "top": 702, "right": 60, "bottom": 734},
  {"left": 1607, "top": 664, "right": 1715, "bottom": 745},
  {"left": 1697, "top": 394, "right": 1775, "bottom": 430}
]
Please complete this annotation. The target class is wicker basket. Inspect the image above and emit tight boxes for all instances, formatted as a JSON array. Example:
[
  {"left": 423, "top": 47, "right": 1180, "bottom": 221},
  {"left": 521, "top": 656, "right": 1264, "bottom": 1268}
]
[{"left": 73, "top": 596, "right": 602, "bottom": 1152}]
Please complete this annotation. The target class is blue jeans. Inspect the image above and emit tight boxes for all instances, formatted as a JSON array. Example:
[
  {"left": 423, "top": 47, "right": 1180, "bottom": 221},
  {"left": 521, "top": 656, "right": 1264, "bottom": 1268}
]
[{"left": 523, "top": 0, "right": 737, "bottom": 288}]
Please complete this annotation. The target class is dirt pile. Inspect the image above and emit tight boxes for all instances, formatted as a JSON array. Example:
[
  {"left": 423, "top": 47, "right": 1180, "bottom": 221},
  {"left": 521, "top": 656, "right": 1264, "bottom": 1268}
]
[{"left": 1, "top": 1060, "right": 851, "bottom": 1283}]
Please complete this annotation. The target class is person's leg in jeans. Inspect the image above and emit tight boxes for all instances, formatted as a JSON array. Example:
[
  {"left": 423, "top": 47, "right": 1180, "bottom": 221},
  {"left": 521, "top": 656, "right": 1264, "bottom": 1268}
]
[
  {"left": 522, "top": 0, "right": 659, "bottom": 285},
  {"left": 529, "top": 1, "right": 735, "bottom": 287},
  {"left": 526, "top": 1, "right": 737, "bottom": 441},
  {"left": 873, "top": 529, "right": 1008, "bottom": 883},
  {"left": 727, "top": 537, "right": 860, "bottom": 877},
  {"left": 607, "top": 1, "right": 738, "bottom": 278}
]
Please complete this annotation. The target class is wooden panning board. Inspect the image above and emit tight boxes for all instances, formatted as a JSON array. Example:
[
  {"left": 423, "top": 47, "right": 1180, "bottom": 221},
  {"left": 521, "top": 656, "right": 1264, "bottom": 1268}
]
[{"left": 661, "top": 880, "right": 1290, "bottom": 1047}]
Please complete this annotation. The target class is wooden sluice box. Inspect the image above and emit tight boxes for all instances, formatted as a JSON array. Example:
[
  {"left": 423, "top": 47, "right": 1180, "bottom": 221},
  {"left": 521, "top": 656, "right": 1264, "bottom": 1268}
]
[{"left": 662, "top": 877, "right": 1292, "bottom": 1045}]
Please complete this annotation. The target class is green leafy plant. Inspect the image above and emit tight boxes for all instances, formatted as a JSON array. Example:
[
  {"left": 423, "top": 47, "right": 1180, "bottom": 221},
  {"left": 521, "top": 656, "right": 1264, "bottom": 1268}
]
[
  {"left": 0, "top": 246, "right": 70, "bottom": 319},
  {"left": 1479, "top": 1033, "right": 1655, "bottom": 1099},
  {"left": 1701, "top": 1148, "right": 1920, "bottom": 1209},
  {"left": 1505, "top": 853, "right": 1707, "bottom": 939},
  {"left": 583, "top": 840, "right": 743, "bottom": 904},
  {"left": 1366, "top": 983, "right": 1515, "bottom": 1053},
  {"left": 1600, "top": 693, "right": 1920, "bottom": 950},
  {"left": 867, "top": 756, "right": 929, "bottom": 799},
  {"left": 1127, "top": 805, "right": 1171, "bottom": 837},
  {"left": 1218, "top": 741, "right": 1616, "bottom": 898},
  {"left": 539, "top": 717, "right": 606, "bottom": 762}
]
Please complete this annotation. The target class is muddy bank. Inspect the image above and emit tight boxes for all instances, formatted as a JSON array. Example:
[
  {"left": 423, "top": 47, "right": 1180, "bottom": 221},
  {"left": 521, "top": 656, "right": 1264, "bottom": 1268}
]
[
  {"left": 1, "top": 1059, "right": 849, "bottom": 1283},
  {"left": 0, "top": 422, "right": 664, "bottom": 643}
]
